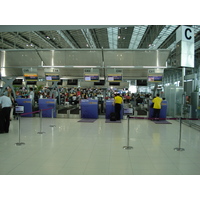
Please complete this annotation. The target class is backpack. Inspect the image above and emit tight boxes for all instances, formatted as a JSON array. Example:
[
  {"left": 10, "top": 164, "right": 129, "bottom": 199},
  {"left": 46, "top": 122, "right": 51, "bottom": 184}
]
[{"left": 110, "top": 112, "right": 116, "bottom": 121}]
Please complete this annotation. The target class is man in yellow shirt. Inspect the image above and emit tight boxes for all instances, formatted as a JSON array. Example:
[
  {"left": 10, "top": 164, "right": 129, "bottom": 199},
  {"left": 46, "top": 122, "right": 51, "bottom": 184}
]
[
  {"left": 152, "top": 94, "right": 162, "bottom": 120},
  {"left": 114, "top": 93, "right": 123, "bottom": 120}
]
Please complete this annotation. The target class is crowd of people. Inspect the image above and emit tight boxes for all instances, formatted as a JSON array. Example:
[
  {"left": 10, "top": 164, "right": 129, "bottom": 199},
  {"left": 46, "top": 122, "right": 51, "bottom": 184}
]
[
  {"left": 0, "top": 85, "right": 164, "bottom": 133},
  {"left": 12, "top": 86, "right": 156, "bottom": 107}
]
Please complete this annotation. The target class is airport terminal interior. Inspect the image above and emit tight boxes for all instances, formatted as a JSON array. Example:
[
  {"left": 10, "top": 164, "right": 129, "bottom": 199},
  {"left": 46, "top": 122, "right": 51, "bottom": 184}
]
[{"left": 1, "top": 25, "right": 200, "bottom": 177}]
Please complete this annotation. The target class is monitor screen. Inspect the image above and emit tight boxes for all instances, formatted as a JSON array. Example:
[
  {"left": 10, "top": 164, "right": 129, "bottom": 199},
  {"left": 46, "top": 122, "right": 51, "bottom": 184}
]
[
  {"left": 109, "top": 82, "right": 120, "bottom": 86},
  {"left": 94, "top": 80, "right": 105, "bottom": 85},
  {"left": 67, "top": 79, "right": 78, "bottom": 85},
  {"left": 148, "top": 75, "right": 162, "bottom": 82},
  {"left": 13, "top": 79, "right": 23, "bottom": 85},
  {"left": 84, "top": 74, "right": 99, "bottom": 81},
  {"left": 137, "top": 80, "right": 147, "bottom": 86},
  {"left": 15, "top": 106, "right": 24, "bottom": 114},
  {"left": 26, "top": 81, "right": 37, "bottom": 85},
  {"left": 24, "top": 73, "right": 38, "bottom": 81},
  {"left": 108, "top": 74, "right": 122, "bottom": 82},
  {"left": 45, "top": 73, "right": 60, "bottom": 81}
]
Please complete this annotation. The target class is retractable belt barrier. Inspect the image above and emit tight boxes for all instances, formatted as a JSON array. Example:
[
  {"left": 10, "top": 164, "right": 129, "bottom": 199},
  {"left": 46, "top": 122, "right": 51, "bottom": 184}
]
[
  {"left": 128, "top": 116, "right": 200, "bottom": 120},
  {"left": 123, "top": 115, "right": 200, "bottom": 151},
  {"left": 15, "top": 107, "right": 55, "bottom": 146}
]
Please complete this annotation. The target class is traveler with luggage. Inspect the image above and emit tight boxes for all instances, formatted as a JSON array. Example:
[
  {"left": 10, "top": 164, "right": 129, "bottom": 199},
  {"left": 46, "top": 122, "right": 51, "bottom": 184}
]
[
  {"left": 152, "top": 94, "right": 162, "bottom": 120},
  {"left": 113, "top": 93, "right": 123, "bottom": 120},
  {"left": 0, "top": 92, "right": 12, "bottom": 133}
]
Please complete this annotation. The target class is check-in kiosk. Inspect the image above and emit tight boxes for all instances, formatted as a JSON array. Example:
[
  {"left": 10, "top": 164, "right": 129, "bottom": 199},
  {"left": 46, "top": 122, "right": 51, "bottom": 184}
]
[
  {"left": 105, "top": 100, "right": 123, "bottom": 119},
  {"left": 15, "top": 98, "right": 33, "bottom": 117},
  {"left": 149, "top": 100, "right": 167, "bottom": 119},
  {"left": 38, "top": 99, "right": 57, "bottom": 118},
  {"left": 80, "top": 99, "right": 98, "bottom": 119}
]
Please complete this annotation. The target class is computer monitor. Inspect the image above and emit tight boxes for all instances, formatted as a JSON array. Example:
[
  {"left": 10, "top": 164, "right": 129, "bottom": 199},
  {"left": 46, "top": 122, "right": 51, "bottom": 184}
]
[{"left": 15, "top": 106, "right": 24, "bottom": 114}]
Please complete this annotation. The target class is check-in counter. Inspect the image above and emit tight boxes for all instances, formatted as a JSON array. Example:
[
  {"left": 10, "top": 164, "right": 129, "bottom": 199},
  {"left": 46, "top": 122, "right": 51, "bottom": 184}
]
[
  {"left": 80, "top": 99, "right": 98, "bottom": 119},
  {"left": 149, "top": 100, "right": 167, "bottom": 119},
  {"left": 38, "top": 99, "right": 57, "bottom": 118},
  {"left": 16, "top": 98, "right": 33, "bottom": 117},
  {"left": 105, "top": 100, "right": 123, "bottom": 119}
]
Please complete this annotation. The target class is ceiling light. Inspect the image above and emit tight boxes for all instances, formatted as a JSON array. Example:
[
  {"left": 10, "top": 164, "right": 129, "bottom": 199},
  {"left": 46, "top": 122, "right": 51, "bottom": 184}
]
[
  {"left": 43, "top": 66, "right": 65, "bottom": 68},
  {"left": 143, "top": 66, "right": 167, "bottom": 68},
  {"left": 110, "top": 66, "right": 135, "bottom": 68},
  {"left": 73, "top": 66, "right": 97, "bottom": 68}
]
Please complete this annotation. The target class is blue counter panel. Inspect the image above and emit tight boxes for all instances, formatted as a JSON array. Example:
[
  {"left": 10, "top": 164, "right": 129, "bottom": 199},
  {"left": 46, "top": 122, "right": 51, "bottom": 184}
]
[
  {"left": 105, "top": 100, "right": 123, "bottom": 119},
  {"left": 149, "top": 100, "right": 167, "bottom": 119},
  {"left": 16, "top": 98, "right": 33, "bottom": 117},
  {"left": 80, "top": 99, "right": 98, "bottom": 119},
  {"left": 38, "top": 99, "right": 56, "bottom": 118}
]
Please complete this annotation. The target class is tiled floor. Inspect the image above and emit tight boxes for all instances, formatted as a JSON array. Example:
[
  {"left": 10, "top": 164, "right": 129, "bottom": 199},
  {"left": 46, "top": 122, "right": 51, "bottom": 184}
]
[{"left": 0, "top": 116, "right": 200, "bottom": 175}]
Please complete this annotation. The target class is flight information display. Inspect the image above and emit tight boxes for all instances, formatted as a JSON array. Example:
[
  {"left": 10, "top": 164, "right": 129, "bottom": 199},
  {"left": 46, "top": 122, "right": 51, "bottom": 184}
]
[
  {"left": 148, "top": 75, "right": 162, "bottom": 82},
  {"left": 24, "top": 73, "right": 38, "bottom": 81},
  {"left": 108, "top": 74, "right": 122, "bottom": 82},
  {"left": 45, "top": 73, "right": 60, "bottom": 81},
  {"left": 84, "top": 74, "right": 99, "bottom": 81}
]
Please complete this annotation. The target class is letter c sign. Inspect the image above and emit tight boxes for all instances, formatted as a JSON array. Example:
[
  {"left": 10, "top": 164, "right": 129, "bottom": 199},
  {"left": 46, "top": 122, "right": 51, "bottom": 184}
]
[{"left": 185, "top": 28, "right": 192, "bottom": 40}]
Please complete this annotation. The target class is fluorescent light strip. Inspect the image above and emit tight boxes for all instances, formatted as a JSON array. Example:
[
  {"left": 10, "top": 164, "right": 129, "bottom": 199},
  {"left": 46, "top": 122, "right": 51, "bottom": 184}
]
[
  {"left": 143, "top": 66, "right": 167, "bottom": 68},
  {"left": 43, "top": 66, "right": 65, "bottom": 68},
  {"left": 73, "top": 66, "right": 97, "bottom": 68},
  {"left": 110, "top": 66, "right": 135, "bottom": 68}
]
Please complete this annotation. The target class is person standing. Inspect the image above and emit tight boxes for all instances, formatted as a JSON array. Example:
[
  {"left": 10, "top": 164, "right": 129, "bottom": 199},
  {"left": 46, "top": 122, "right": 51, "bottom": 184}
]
[
  {"left": 114, "top": 93, "right": 123, "bottom": 120},
  {"left": 152, "top": 94, "right": 162, "bottom": 120},
  {"left": 29, "top": 88, "right": 35, "bottom": 103},
  {"left": 0, "top": 92, "right": 12, "bottom": 133}
]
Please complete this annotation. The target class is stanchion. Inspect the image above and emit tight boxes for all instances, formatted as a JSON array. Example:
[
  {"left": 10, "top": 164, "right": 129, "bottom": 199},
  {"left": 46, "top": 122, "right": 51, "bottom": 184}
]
[
  {"left": 37, "top": 109, "right": 45, "bottom": 134},
  {"left": 15, "top": 115, "right": 25, "bottom": 146},
  {"left": 123, "top": 115, "right": 133, "bottom": 150},
  {"left": 49, "top": 107, "right": 56, "bottom": 127},
  {"left": 174, "top": 117, "right": 185, "bottom": 151}
]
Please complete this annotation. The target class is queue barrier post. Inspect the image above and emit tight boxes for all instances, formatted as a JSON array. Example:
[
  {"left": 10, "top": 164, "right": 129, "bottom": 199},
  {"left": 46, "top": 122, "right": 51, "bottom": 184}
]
[
  {"left": 123, "top": 115, "right": 133, "bottom": 150},
  {"left": 174, "top": 117, "right": 185, "bottom": 151},
  {"left": 49, "top": 107, "right": 56, "bottom": 127},
  {"left": 37, "top": 109, "right": 45, "bottom": 134},
  {"left": 15, "top": 114, "right": 25, "bottom": 146}
]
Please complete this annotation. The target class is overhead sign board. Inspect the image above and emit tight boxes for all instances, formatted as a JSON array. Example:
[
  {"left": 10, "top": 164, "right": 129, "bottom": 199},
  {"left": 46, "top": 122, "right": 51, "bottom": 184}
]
[
  {"left": 176, "top": 26, "right": 194, "bottom": 43},
  {"left": 176, "top": 26, "right": 194, "bottom": 68}
]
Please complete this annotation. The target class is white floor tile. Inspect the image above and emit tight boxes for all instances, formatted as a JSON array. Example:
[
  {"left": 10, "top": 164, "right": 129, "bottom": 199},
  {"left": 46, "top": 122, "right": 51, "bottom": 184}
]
[{"left": 0, "top": 117, "right": 200, "bottom": 175}]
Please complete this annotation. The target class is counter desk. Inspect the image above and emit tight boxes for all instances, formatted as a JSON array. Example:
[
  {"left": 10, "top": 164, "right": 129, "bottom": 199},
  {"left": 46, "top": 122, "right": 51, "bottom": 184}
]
[
  {"left": 149, "top": 100, "right": 167, "bottom": 119},
  {"left": 105, "top": 100, "right": 123, "bottom": 119},
  {"left": 80, "top": 99, "right": 98, "bottom": 119},
  {"left": 38, "top": 99, "right": 57, "bottom": 118},
  {"left": 15, "top": 98, "right": 33, "bottom": 117}
]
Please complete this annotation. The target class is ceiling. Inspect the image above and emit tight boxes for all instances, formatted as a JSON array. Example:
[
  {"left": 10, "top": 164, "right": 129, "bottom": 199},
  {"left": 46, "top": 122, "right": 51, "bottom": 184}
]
[{"left": 1, "top": 25, "right": 200, "bottom": 81}]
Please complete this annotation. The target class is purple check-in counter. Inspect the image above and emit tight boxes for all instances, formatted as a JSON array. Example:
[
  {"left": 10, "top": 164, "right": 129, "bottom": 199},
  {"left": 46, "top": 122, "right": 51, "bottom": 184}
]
[
  {"left": 105, "top": 100, "right": 123, "bottom": 119},
  {"left": 38, "top": 99, "right": 57, "bottom": 118},
  {"left": 80, "top": 99, "right": 98, "bottom": 119},
  {"left": 16, "top": 98, "right": 33, "bottom": 117}
]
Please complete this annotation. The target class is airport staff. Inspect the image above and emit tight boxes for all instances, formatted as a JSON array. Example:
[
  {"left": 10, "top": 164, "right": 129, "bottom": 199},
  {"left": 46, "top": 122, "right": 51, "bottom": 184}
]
[
  {"left": 0, "top": 92, "right": 12, "bottom": 133},
  {"left": 152, "top": 94, "right": 162, "bottom": 120},
  {"left": 114, "top": 93, "right": 123, "bottom": 120}
]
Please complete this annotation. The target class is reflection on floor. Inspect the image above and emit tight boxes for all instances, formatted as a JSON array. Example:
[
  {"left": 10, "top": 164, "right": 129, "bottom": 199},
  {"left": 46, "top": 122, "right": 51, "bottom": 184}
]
[{"left": 0, "top": 116, "right": 200, "bottom": 175}]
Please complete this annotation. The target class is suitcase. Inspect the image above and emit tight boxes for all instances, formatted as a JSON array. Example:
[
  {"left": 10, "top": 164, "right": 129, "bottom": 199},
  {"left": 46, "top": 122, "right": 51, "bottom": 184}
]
[{"left": 110, "top": 112, "right": 116, "bottom": 121}]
